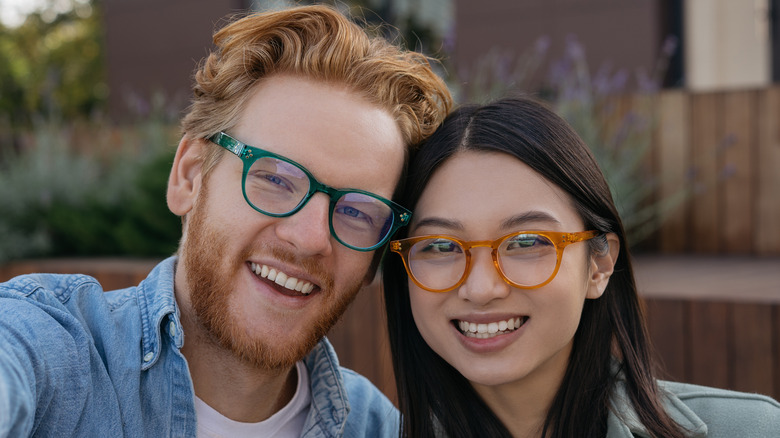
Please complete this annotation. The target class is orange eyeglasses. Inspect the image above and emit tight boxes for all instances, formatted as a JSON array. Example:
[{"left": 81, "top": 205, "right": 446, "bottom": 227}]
[{"left": 390, "top": 230, "right": 600, "bottom": 292}]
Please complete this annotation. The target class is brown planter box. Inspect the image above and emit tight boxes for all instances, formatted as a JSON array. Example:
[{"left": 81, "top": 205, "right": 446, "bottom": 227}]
[{"left": 3, "top": 255, "right": 779, "bottom": 403}]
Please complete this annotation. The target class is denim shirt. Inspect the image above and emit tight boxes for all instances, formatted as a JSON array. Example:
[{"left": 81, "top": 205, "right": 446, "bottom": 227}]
[{"left": 0, "top": 256, "right": 399, "bottom": 437}]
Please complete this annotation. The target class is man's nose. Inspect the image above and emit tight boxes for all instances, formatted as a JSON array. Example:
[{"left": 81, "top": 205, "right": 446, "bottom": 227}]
[{"left": 274, "top": 193, "right": 334, "bottom": 257}]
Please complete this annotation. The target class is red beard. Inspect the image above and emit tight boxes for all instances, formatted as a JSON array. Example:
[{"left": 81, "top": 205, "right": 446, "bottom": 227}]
[{"left": 179, "top": 182, "right": 362, "bottom": 371}]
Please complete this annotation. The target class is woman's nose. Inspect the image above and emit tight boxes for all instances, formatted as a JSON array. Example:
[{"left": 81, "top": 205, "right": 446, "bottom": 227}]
[{"left": 457, "top": 249, "right": 511, "bottom": 305}]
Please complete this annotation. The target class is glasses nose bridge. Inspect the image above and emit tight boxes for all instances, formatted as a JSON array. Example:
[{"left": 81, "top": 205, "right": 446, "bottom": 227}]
[
  {"left": 299, "top": 175, "right": 341, "bottom": 212},
  {"left": 459, "top": 239, "right": 509, "bottom": 292},
  {"left": 462, "top": 239, "right": 501, "bottom": 268},
  {"left": 461, "top": 240, "right": 493, "bottom": 251},
  {"left": 462, "top": 239, "right": 499, "bottom": 254}
]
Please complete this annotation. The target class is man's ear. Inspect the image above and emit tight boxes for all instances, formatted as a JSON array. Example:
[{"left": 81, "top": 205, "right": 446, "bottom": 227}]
[
  {"left": 586, "top": 233, "right": 620, "bottom": 299},
  {"left": 167, "top": 136, "right": 205, "bottom": 217}
]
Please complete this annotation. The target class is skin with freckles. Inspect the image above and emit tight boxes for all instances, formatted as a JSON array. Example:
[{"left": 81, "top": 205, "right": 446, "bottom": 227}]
[
  {"left": 407, "top": 150, "right": 617, "bottom": 436},
  {"left": 167, "top": 74, "right": 405, "bottom": 422}
]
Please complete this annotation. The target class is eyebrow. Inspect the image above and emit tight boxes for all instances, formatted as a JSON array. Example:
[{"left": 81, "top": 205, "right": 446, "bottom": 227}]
[
  {"left": 412, "top": 217, "right": 463, "bottom": 233},
  {"left": 501, "top": 211, "right": 562, "bottom": 229},
  {"left": 412, "top": 211, "right": 563, "bottom": 233}
]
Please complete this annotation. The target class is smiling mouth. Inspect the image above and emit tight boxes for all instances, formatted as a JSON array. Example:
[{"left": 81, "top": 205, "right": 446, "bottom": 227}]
[
  {"left": 249, "top": 262, "right": 316, "bottom": 295},
  {"left": 454, "top": 316, "right": 528, "bottom": 339}
]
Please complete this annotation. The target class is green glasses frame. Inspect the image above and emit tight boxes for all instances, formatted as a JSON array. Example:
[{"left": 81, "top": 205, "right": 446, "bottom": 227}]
[
  {"left": 390, "top": 230, "right": 600, "bottom": 292},
  {"left": 208, "top": 131, "right": 412, "bottom": 251}
]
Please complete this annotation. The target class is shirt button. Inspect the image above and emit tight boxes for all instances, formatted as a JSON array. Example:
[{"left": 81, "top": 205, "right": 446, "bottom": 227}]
[
  {"left": 143, "top": 352, "right": 154, "bottom": 362},
  {"left": 169, "top": 321, "right": 177, "bottom": 338}
]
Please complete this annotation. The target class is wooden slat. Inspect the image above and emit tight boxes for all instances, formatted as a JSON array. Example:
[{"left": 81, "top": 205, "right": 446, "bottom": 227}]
[
  {"left": 644, "top": 298, "right": 687, "bottom": 381},
  {"left": 688, "top": 301, "right": 729, "bottom": 388},
  {"left": 690, "top": 92, "right": 722, "bottom": 253},
  {"left": 0, "top": 258, "right": 160, "bottom": 287},
  {"left": 774, "top": 305, "right": 780, "bottom": 402},
  {"left": 756, "top": 86, "right": 780, "bottom": 255},
  {"left": 656, "top": 91, "right": 691, "bottom": 253},
  {"left": 731, "top": 303, "right": 774, "bottom": 394},
  {"left": 4, "top": 257, "right": 779, "bottom": 403},
  {"left": 374, "top": 281, "right": 398, "bottom": 404},
  {"left": 721, "top": 90, "right": 756, "bottom": 253}
]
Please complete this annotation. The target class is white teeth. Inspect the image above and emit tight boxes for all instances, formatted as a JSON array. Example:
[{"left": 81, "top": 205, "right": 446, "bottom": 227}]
[
  {"left": 458, "top": 317, "right": 525, "bottom": 338},
  {"left": 250, "top": 262, "right": 315, "bottom": 295}
]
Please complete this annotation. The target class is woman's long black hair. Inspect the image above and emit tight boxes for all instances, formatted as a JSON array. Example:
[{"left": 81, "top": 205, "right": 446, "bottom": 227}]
[{"left": 382, "top": 97, "right": 687, "bottom": 437}]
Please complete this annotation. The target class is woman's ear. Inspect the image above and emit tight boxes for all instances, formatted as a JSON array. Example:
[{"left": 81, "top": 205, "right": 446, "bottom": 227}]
[
  {"left": 586, "top": 233, "right": 620, "bottom": 299},
  {"left": 167, "top": 136, "right": 205, "bottom": 217}
]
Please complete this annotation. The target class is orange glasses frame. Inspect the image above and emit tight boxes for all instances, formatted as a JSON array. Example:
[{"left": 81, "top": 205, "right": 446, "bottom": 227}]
[{"left": 390, "top": 230, "right": 600, "bottom": 293}]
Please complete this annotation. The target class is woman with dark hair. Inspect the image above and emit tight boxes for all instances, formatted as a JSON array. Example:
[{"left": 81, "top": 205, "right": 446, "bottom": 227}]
[{"left": 382, "top": 96, "right": 780, "bottom": 438}]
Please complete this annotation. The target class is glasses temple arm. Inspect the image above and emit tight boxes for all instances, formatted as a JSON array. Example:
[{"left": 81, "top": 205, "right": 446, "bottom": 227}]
[{"left": 209, "top": 132, "right": 248, "bottom": 158}]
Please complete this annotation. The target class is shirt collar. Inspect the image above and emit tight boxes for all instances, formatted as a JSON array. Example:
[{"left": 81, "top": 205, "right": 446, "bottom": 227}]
[
  {"left": 607, "top": 362, "right": 707, "bottom": 437},
  {"left": 303, "top": 337, "right": 349, "bottom": 435},
  {"left": 136, "top": 256, "right": 180, "bottom": 370}
]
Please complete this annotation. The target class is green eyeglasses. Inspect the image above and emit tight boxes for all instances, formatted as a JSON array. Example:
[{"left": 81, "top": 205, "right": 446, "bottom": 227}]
[
  {"left": 391, "top": 230, "right": 600, "bottom": 292},
  {"left": 208, "top": 132, "right": 411, "bottom": 251}
]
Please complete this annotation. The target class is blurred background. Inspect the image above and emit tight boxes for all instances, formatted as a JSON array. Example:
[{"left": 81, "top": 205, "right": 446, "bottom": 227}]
[{"left": 1, "top": 0, "right": 778, "bottom": 404}]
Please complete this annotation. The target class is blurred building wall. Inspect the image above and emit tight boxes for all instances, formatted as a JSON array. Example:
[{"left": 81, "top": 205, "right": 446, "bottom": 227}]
[
  {"left": 103, "top": 0, "right": 780, "bottom": 113},
  {"left": 454, "top": 0, "right": 778, "bottom": 92},
  {"left": 104, "top": 0, "right": 249, "bottom": 120},
  {"left": 685, "top": 0, "right": 771, "bottom": 91},
  {"left": 454, "top": 0, "right": 665, "bottom": 90}
]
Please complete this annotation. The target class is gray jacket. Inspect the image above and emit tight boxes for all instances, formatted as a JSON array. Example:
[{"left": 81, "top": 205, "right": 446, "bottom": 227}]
[{"left": 608, "top": 378, "right": 780, "bottom": 437}]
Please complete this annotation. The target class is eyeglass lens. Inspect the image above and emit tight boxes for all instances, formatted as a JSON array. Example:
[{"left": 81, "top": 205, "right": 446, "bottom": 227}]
[
  {"left": 245, "top": 156, "right": 394, "bottom": 249},
  {"left": 406, "top": 233, "right": 559, "bottom": 291}
]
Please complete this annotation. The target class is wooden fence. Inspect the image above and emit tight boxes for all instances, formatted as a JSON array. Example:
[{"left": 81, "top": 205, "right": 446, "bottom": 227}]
[
  {"left": 653, "top": 87, "right": 780, "bottom": 255},
  {"left": 2, "top": 256, "right": 779, "bottom": 404}
]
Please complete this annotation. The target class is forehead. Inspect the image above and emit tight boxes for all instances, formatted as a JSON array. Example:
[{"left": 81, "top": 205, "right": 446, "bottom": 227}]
[
  {"left": 411, "top": 151, "right": 583, "bottom": 235},
  {"left": 229, "top": 74, "right": 405, "bottom": 195}
]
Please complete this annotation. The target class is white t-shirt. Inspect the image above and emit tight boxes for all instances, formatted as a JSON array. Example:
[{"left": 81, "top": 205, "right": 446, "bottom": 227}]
[{"left": 195, "top": 361, "right": 311, "bottom": 438}]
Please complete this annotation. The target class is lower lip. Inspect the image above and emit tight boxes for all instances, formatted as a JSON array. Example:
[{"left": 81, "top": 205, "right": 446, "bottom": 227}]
[{"left": 455, "top": 320, "right": 526, "bottom": 353}]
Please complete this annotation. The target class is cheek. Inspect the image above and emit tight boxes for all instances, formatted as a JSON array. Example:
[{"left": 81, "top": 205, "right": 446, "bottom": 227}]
[
  {"left": 552, "top": 247, "right": 593, "bottom": 297},
  {"left": 408, "top": 285, "right": 444, "bottom": 343},
  {"left": 334, "top": 250, "right": 374, "bottom": 288}
]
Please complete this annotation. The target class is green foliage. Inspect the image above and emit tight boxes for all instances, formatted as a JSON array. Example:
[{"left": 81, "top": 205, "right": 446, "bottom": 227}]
[
  {"left": 0, "top": 0, "right": 180, "bottom": 263},
  {"left": 0, "top": 0, "right": 106, "bottom": 127},
  {"left": 0, "top": 118, "right": 181, "bottom": 263}
]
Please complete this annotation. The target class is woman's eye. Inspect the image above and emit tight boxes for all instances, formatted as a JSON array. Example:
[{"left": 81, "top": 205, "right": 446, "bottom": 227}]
[
  {"left": 423, "top": 239, "right": 460, "bottom": 253},
  {"left": 505, "top": 234, "right": 550, "bottom": 250}
]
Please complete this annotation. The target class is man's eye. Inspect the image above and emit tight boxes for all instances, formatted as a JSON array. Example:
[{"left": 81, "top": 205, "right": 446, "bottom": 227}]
[
  {"left": 248, "top": 171, "right": 294, "bottom": 193},
  {"left": 338, "top": 205, "right": 367, "bottom": 219}
]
